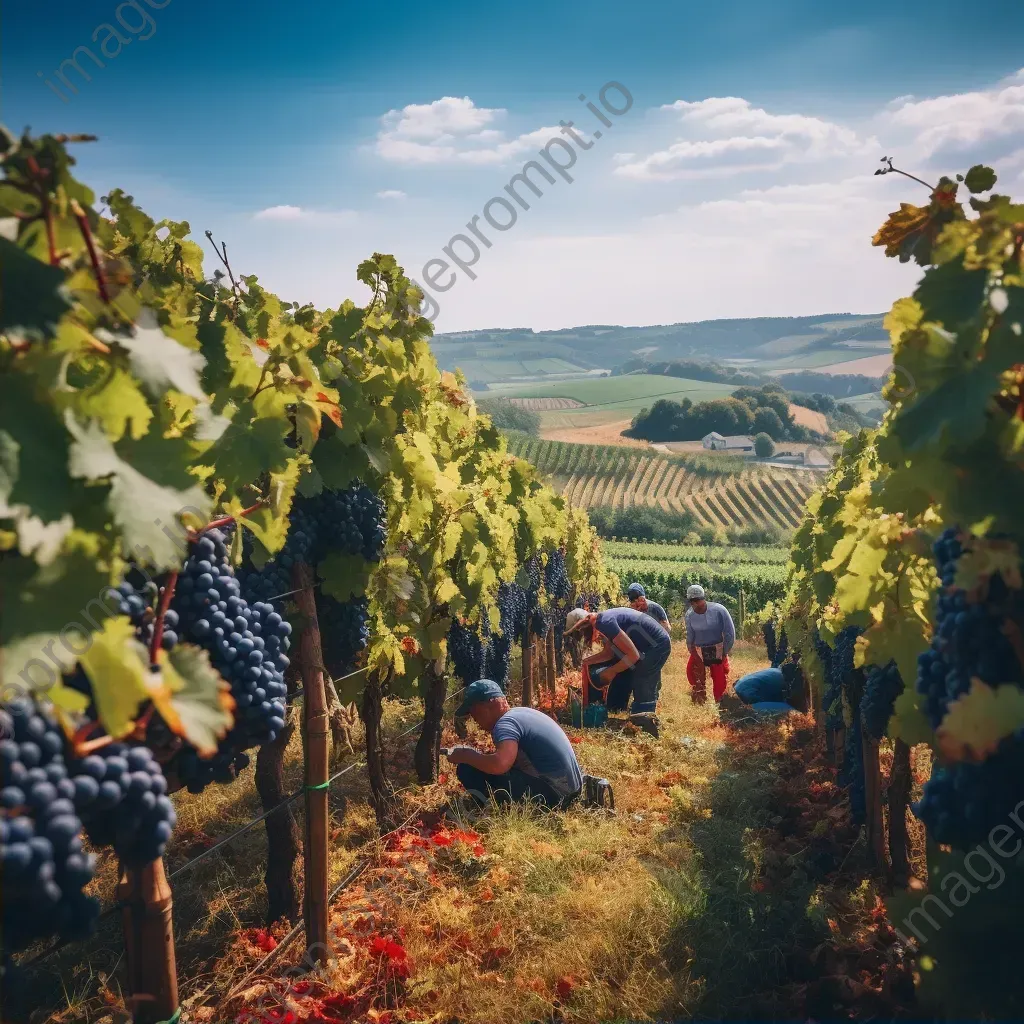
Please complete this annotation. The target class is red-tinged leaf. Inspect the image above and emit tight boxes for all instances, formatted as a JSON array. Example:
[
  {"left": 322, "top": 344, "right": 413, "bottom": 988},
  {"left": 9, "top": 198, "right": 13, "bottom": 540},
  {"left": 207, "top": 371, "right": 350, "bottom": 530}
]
[
  {"left": 472, "top": 843, "right": 485, "bottom": 857},
  {"left": 253, "top": 928, "right": 277, "bottom": 952},
  {"left": 569, "top": 736, "right": 582, "bottom": 744},
  {"left": 255, "top": 337, "right": 270, "bottom": 350},
  {"left": 431, "top": 832, "right": 453, "bottom": 847},
  {"left": 556, "top": 975, "right": 577, "bottom": 998}
]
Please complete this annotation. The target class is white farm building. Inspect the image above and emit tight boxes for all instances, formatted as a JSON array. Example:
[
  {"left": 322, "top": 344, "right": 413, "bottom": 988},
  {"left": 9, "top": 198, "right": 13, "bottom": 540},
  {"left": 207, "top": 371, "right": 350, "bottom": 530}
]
[{"left": 702, "top": 432, "right": 754, "bottom": 452}]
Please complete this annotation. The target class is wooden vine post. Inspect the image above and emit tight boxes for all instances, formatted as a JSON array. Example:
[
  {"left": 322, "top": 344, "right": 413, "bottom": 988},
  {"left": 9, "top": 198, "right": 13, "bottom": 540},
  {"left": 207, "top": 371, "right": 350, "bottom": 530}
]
[
  {"left": 738, "top": 588, "right": 746, "bottom": 634},
  {"left": 293, "top": 562, "right": 330, "bottom": 962},
  {"left": 861, "top": 728, "right": 886, "bottom": 870},
  {"left": 888, "top": 738, "right": 912, "bottom": 885},
  {"left": 116, "top": 859, "right": 178, "bottom": 1024},
  {"left": 545, "top": 627, "right": 557, "bottom": 701},
  {"left": 522, "top": 628, "right": 534, "bottom": 707}
]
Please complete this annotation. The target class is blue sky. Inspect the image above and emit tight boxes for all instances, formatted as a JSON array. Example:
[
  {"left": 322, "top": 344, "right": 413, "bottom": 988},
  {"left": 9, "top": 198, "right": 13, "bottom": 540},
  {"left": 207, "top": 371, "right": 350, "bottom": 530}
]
[{"left": 5, "top": 0, "right": 1024, "bottom": 331}]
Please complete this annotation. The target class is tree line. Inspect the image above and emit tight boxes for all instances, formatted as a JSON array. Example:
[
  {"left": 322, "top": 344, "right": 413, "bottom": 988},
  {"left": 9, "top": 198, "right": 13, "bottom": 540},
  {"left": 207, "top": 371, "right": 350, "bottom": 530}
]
[{"left": 626, "top": 383, "right": 821, "bottom": 444}]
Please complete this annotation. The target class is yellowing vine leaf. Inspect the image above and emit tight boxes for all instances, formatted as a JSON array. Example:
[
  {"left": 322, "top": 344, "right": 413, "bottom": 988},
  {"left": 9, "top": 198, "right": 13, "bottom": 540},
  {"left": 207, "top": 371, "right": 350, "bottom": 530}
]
[
  {"left": 954, "top": 539, "right": 1022, "bottom": 594},
  {"left": 936, "top": 679, "right": 1024, "bottom": 762},
  {"left": 153, "top": 644, "right": 234, "bottom": 756},
  {"left": 78, "top": 618, "right": 150, "bottom": 739}
]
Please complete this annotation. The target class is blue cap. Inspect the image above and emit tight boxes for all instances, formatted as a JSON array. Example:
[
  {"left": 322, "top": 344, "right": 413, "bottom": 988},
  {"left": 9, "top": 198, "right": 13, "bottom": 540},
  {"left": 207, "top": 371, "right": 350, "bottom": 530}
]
[
  {"left": 455, "top": 679, "right": 505, "bottom": 717},
  {"left": 627, "top": 583, "right": 645, "bottom": 599}
]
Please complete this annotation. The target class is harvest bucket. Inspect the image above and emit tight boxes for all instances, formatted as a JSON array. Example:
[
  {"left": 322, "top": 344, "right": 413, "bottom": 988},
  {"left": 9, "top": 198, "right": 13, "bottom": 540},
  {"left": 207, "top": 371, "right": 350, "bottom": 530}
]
[{"left": 570, "top": 690, "right": 608, "bottom": 729}]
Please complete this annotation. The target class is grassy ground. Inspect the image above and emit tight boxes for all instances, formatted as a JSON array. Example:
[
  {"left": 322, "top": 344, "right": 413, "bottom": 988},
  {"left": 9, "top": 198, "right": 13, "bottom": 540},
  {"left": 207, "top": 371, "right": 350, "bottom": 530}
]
[{"left": 20, "top": 642, "right": 918, "bottom": 1024}]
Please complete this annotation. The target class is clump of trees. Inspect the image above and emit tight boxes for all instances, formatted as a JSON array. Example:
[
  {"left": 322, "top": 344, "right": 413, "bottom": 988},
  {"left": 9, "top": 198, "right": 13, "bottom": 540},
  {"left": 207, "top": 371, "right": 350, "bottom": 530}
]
[
  {"left": 627, "top": 383, "right": 818, "bottom": 444},
  {"left": 790, "top": 391, "right": 878, "bottom": 432},
  {"left": 477, "top": 397, "right": 541, "bottom": 435},
  {"left": 587, "top": 504, "right": 696, "bottom": 541},
  {"left": 754, "top": 432, "right": 775, "bottom": 457},
  {"left": 612, "top": 358, "right": 762, "bottom": 385}
]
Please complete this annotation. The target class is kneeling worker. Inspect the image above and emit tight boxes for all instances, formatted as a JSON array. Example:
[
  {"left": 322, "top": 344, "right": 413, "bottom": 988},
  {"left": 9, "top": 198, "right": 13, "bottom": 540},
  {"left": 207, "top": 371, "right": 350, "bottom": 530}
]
[
  {"left": 627, "top": 582, "right": 670, "bottom": 632},
  {"left": 564, "top": 604, "right": 671, "bottom": 736},
  {"left": 444, "top": 680, "right": 583, "bottom": 809}
]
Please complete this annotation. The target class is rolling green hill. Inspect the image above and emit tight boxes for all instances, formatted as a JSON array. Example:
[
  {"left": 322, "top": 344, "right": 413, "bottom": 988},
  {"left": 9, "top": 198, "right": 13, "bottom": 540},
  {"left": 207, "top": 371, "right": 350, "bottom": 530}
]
[
  {"left": 433, "top": 313, "right": 888, "bottom": 387},
  {"left": 480, "top": 375, "right": 737, "bottom": 419}
]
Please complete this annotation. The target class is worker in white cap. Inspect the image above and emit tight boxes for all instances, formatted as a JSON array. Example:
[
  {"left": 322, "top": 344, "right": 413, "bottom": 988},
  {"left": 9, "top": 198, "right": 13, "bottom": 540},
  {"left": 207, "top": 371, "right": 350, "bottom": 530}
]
[
  {"left": 564, "top": 604, "right": 671, "bottom": 737},
  {"left": 684, "top": 584, "right": 735, "bottom": 704}
]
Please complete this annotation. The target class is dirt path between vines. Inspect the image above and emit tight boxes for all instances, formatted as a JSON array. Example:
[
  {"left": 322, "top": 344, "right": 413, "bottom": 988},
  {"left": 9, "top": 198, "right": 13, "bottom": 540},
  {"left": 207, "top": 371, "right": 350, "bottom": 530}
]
[{"left": 37, "top": 643, "right": 917, "bottom": 1024}]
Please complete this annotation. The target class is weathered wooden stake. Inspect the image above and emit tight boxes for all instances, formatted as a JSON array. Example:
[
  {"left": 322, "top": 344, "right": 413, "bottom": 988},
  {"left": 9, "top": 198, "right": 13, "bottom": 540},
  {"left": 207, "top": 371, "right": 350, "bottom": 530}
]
[
  {"left": 293, "top": 561, "right": 330, "bottom": 962},
  {"left": 117, "top": 858, "right": 178, "bottom": 1024},
  {"left": 888, "top": 738, "right": 912, "bottom": 886},
  {"left": 255, "top": 709, "right": 301, "bottom": 925},
  {"left": 862, "top": 728, "right": 886, "bottom": 870},
  {"left": 545, "top": 627, "right": 557, "bottom": 702},
  {"left": 521, "top": 629, "right": 534, "bottom": 707},
  {"left": 738, "top": 588, "right": 746, "bottom": 634}
]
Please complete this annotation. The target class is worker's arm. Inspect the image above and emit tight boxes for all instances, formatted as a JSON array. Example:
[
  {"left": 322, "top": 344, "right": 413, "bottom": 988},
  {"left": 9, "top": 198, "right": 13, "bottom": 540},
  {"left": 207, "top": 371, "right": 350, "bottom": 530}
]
[
  {"left": 444, "top": 739, "right": 518, "bottom": 775},
  {"left": 581, "top": 635, "right": 612, "bottom": 667},
  {"left": 721, "top": 606, "right": 736, "bottom": 655},
  {"left": 603, "top": 631, "right": 641, "bottom": 676},
  {"left": 685, "top": 613, "right": 696, "bottom": 654}
]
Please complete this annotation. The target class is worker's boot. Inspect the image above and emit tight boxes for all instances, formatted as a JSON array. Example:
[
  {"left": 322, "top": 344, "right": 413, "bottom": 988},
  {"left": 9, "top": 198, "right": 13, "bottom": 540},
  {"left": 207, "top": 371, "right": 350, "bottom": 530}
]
[{"left": 629, "top": 712, "right": 660, "bottom": 739}]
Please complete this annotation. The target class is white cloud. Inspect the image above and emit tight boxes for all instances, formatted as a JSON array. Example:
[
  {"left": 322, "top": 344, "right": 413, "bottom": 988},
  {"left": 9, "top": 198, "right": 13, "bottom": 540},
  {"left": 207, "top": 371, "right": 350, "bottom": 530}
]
[
  {"left": 878, "top": 68, "right": 1024, "bottom": 165},
  {"left": 617, "top": 96, "right": 872, "bottom": 181},
  {"left": 254, "top": 205, "right": 306, "bottom": 221},
  {"left": 376, "top": 189, "right": 407, "bottom": 200},
  {"left": 375, "top": 96, "right": 561, "bottom": 165},
  {"left": 252, "top": 205, "right": 355, "bottom": 224}
]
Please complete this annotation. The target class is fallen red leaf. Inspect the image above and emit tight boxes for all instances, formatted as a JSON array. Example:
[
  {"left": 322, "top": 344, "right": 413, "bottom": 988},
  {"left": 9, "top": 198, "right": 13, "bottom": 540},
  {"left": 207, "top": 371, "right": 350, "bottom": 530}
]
[{"left": 556, "top": 975, "right": 577, "bottom": 998}]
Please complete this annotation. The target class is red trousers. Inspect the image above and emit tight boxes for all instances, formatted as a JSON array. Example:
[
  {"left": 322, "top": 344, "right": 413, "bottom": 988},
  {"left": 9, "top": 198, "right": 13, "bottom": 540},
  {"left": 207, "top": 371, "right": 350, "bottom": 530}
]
[{"left": 687, "top": 651, "right": 730, "bottom": 703}]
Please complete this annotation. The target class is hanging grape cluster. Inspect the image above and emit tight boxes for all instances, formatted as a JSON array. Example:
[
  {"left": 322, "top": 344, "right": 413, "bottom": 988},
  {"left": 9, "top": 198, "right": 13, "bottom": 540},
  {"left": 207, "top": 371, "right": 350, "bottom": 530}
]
[
  {"left": 485, "top": 582, "right": 528, "bottom": 689},
  {"left": 169, "top": 528, "right": 290, "bottom": 792},
  {"left": 912, "top": 529, "right": 1024, "bottom": 847},
  {"left": 237, "top": 483, "right": 386, "bottom": 682},
  {"left": 319, "top": 596, "right": 371, "bottom": 680},
  {"left": 0, "top": 702, "right": 100, "bottom": 953},
  {"left": 861, "top": 661, "right": 903, "bottom": 741},
  {"left": 448, "top": 619, "right": 486, "bottom": 686}
]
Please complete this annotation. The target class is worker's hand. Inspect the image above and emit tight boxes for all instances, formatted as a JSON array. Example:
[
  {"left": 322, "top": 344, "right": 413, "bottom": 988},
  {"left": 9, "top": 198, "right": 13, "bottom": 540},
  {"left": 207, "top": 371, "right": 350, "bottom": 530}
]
[{"left": 443, "top": 745, "right": 471, "bottom": 764}]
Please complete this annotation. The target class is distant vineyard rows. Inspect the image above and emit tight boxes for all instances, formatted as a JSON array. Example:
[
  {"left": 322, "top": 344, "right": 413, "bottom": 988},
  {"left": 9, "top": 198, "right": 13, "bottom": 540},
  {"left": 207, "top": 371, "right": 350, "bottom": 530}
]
[
  {"left": 504, "top": 434, "right": 818, "bottom": 530},
  {"left": 601, "top": 540, "right": 788, "bottom": 564},
  {"left": 604, "top": 551, "right": 786, "bottom": 617}
]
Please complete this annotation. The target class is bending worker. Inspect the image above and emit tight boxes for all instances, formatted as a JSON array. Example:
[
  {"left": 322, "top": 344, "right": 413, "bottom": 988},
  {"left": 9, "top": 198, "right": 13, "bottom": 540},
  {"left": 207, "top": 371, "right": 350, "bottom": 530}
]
[
  {"left": 684, "top": 584, "right": 736, "bottom": 704},
  {"left": 627, "top": 582, "right": 670, "bottom": 631},
  {"left": 444, "top": 680, "right": 583, "bottom": 809},
  {"left": 564, "top": 605, "right": 671, "bottom": 737}
]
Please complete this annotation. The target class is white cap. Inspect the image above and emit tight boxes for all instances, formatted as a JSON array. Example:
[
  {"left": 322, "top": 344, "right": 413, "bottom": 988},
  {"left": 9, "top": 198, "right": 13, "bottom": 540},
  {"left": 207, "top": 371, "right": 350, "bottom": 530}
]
[
  {"left": 686, "top": 584, "right": 706, "bottom": 600},
  {"left": 564, "top": 607, "right": 591, "bottom": 633}
]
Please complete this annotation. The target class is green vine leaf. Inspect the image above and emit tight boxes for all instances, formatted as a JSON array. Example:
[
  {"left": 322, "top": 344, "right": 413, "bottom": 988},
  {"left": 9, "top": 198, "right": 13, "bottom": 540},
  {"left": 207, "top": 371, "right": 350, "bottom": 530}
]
[{"left": 66, "top": 415, "right": 211, "bottom": 569}]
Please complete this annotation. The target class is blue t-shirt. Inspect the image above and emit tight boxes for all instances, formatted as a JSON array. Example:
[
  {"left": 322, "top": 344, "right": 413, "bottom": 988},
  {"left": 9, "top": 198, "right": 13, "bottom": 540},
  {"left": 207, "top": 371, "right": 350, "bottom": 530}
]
[
  {"left": 492, "top": 708, "right": 583, "bottom": 797},
  {"left": 595, "top": 607, "right": 671, "bottom": 657},
  {"left": 639, "top": 600, "right": 669, "bottom": 625},
  {"left": 735, "top": 668, "right": 786, "bottom": 705}
]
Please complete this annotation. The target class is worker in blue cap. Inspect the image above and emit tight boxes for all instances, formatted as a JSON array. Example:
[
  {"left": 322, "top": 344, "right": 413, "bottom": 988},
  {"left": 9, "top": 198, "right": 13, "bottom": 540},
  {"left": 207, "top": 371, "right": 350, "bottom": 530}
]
[
  {"left": 443, "top": 680, "right": 583, "bottom": 809},
  {"left": 626, "top": 583, "right": 670, "bottom": 632}
]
